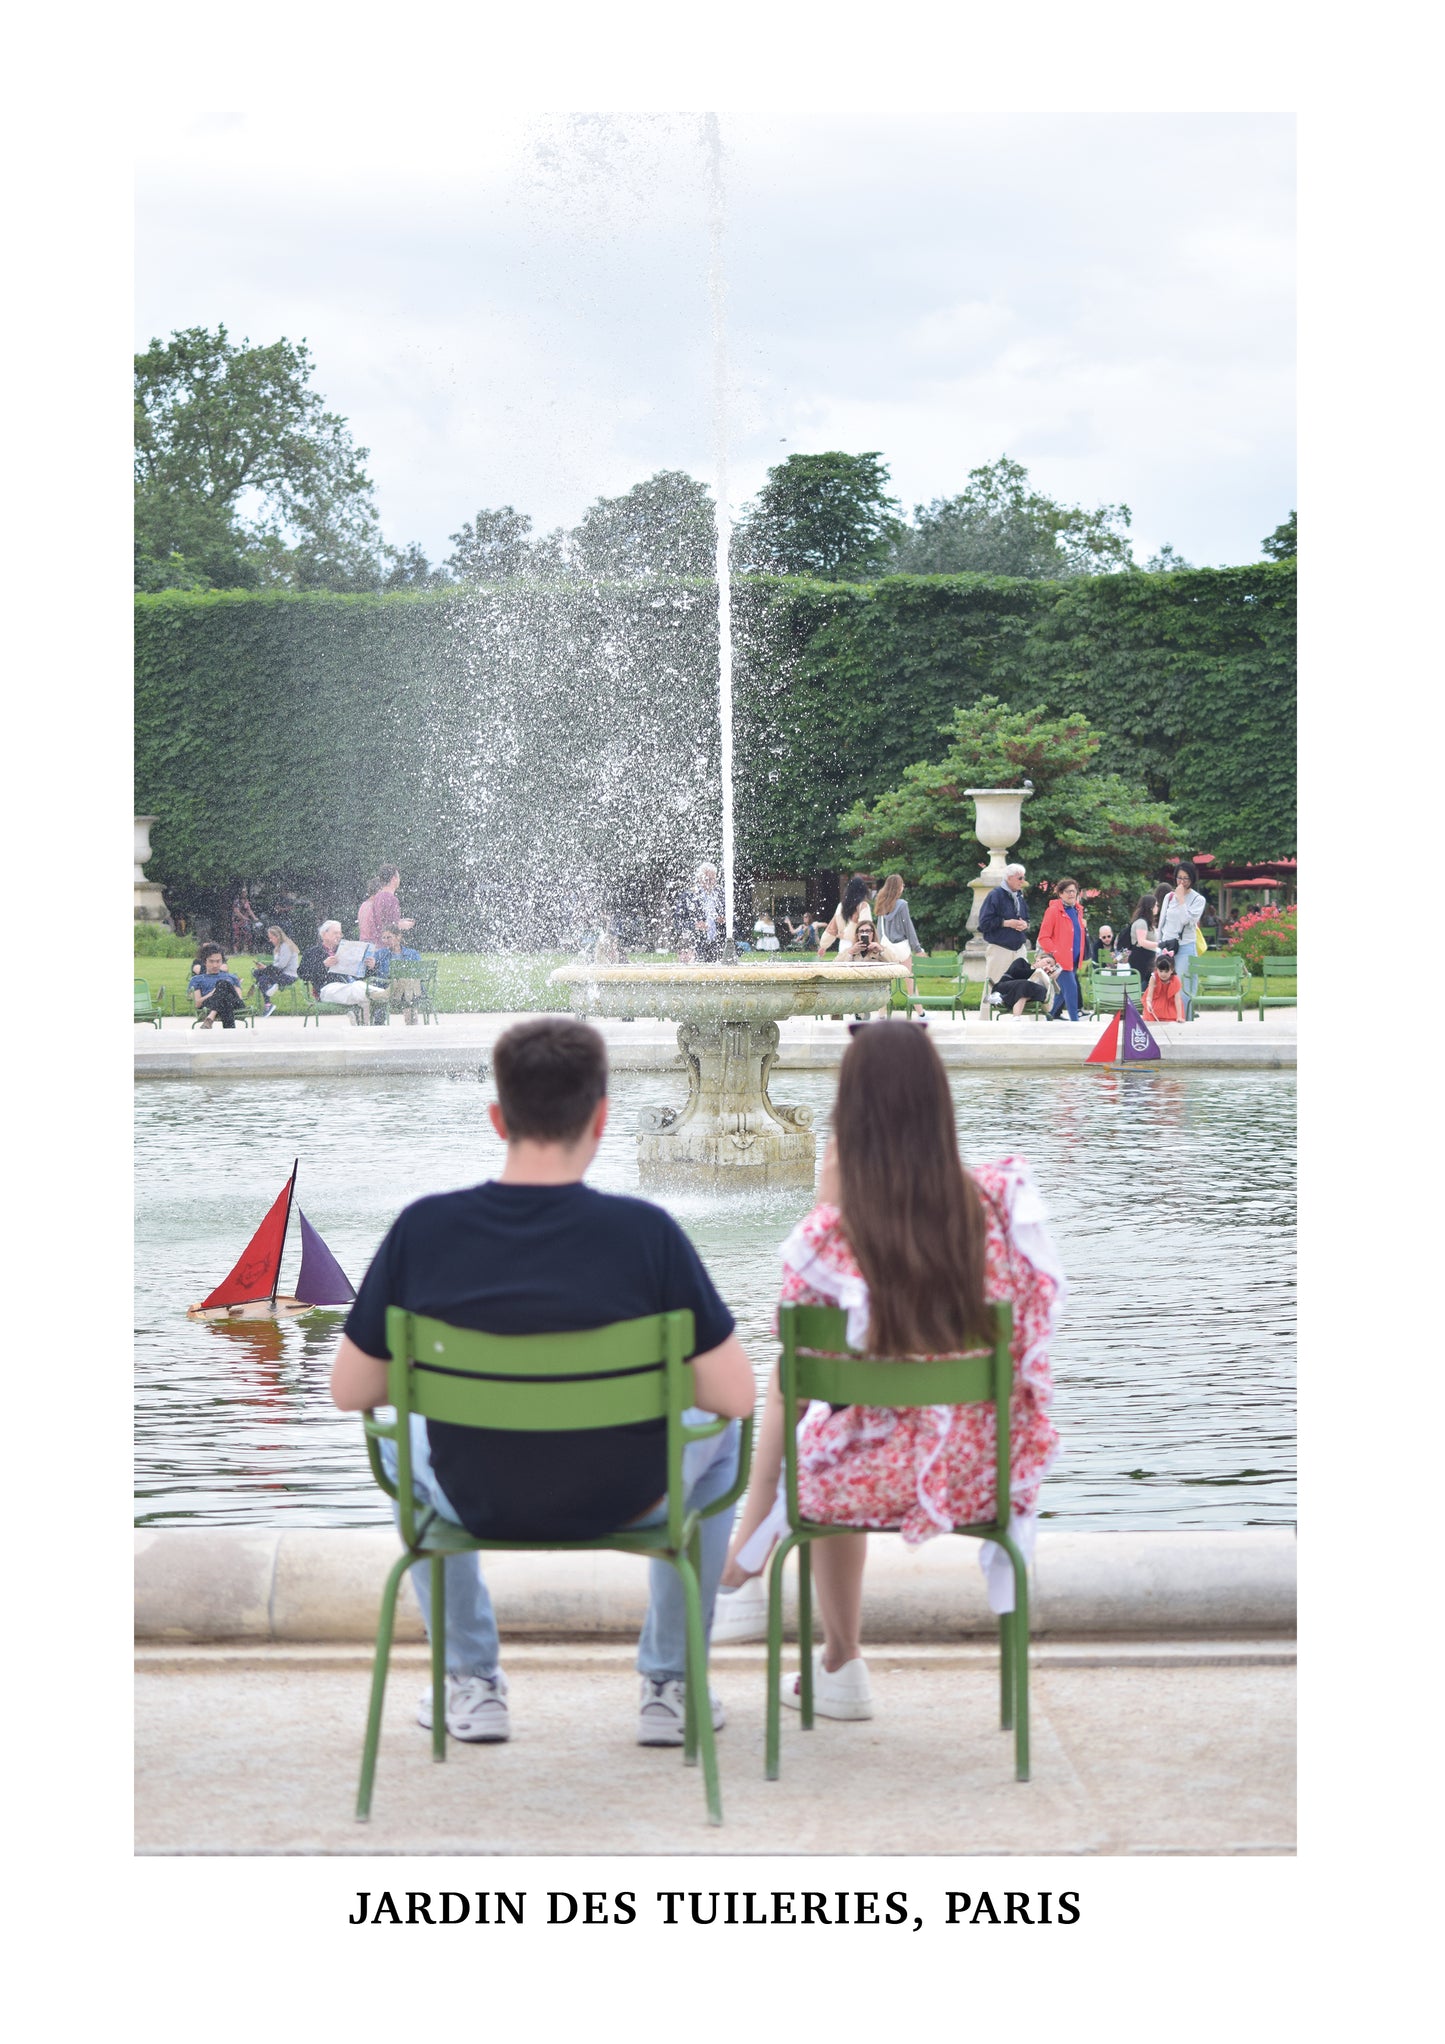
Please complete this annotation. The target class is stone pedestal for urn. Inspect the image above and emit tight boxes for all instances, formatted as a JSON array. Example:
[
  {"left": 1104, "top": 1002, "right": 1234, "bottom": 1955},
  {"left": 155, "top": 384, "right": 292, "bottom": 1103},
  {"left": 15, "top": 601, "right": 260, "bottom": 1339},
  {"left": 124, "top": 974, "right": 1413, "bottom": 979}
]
[
  {"left": 549, "top": 961, "right": 900, "bottom": 1189},
  {"left": 134, "top": 815, "right": 173, "bottom": 928},
  {"left": 962, "top": 787, "right": 1030, "bottom": 975}
]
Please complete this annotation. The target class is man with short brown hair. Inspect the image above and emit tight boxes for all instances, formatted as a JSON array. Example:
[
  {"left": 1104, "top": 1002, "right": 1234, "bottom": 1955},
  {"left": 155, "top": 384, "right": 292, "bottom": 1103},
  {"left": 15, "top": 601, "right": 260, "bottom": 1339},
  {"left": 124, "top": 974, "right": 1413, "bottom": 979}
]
[{"left": 331, "top": 1017, "right": 754, "bottom": 1749}]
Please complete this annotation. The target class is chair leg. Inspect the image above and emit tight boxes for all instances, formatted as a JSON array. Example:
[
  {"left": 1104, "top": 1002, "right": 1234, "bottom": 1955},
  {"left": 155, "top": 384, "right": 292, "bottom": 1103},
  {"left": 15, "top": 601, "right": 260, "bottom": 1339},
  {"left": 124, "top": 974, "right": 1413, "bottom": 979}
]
[
  {"left": 681, "top": 1530, "right": 703, "bottom": 1766},
  {"left": 676, "top": 1551, "right": 721, "bottom": 1825},
  {"left": 999, "top": 1608, "right": 1014, "bottom": 1731},
  {"left": 995, "top": 1532, "right": 1031, "bottom": 1782},
  {"left": 798, "top": 1539, "right": 815, "bottom": 1730},
  {"left": 430, "top": 1555, "right": 447, "bottom": 1762},
  {"left": 356, "top": 1551, "right": 412, "bottom": 1820},
  {"left": 765, "top": 1532, "right": 799, "bottom": 1782}
]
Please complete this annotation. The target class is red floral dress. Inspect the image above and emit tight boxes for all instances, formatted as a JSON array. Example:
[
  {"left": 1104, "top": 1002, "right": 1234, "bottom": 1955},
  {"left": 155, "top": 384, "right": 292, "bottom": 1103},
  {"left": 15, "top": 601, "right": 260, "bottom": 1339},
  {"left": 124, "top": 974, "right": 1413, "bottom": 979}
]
[{"left": 777, "top": 1159, "right": 1062, "bottom": 1544}]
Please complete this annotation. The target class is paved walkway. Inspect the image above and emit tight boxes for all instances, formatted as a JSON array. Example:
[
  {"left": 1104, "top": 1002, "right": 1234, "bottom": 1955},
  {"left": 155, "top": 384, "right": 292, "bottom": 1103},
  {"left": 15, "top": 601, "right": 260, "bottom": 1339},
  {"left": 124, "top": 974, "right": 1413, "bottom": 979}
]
[
  {"left": 136, "top": 1638, "right": 1295, "bottom": 1855},
  {"left": 136, "top": 1009, "right": 1297, "bottom": 1078}
]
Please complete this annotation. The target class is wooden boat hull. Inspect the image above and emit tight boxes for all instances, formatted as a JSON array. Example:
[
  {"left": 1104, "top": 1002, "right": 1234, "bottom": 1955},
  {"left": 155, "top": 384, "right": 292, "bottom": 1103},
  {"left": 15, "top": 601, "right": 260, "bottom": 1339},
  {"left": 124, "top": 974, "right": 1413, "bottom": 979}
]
[{"left": 187, "top": 1296, "right": 327, "bottom": 1323}]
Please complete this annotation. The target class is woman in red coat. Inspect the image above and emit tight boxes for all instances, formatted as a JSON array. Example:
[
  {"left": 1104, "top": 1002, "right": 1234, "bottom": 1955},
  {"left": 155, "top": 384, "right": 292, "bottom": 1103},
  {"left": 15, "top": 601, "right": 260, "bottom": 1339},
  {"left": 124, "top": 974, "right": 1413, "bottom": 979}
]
[{"left": 1037, "top": 878, "right": 1088, "bottom": 1021}]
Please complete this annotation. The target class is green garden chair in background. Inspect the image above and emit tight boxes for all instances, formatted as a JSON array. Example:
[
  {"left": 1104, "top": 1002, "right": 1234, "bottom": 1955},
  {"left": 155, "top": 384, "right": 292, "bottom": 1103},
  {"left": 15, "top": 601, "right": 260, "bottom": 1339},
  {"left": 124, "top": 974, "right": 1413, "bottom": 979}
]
[
  {"left": 358, "top": 1306, "right": 753, "bottom": 1827},
  {"left": 1085, "top": 968, "right": 1141, "bottom": 1018},
  {"left": 765, "top": 1300, "right": 1030, "bottom": 1786},
  {"left": 1188, "top": 954, "right": 1246, "bottom": 1020},
  {"left": 1258, "top": 955, "right": 1297, "bottom": 1019},
  {"left": 134, "top": 979, "right": 163, "bottom": 1028},
  {"left": 912, "top": 952, "right": 967, "bottom": 1017}
]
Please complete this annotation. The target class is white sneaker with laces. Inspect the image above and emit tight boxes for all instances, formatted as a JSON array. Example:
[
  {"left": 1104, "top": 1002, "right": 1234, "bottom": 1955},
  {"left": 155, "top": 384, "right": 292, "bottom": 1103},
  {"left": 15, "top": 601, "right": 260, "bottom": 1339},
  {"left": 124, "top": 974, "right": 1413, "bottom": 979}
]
[
  {"left": 637, "top": 1677, "right": 726, "bottom": 1746},
  {"left": 711, "top": 1575, "right": 768, "bottom": 1643},
  {"left": 417, "top": 1670, "right": 510, "bottom": 1742},
  {"left": 782, "top": 1649, "right": 874, "bottom": 1720}
]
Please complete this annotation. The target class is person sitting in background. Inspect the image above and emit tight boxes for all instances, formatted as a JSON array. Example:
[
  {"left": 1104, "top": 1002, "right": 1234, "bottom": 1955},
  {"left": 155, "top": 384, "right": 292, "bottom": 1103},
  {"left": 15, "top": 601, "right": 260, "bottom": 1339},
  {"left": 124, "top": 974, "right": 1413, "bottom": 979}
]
[
  {"left": 1143, "top": 949, "right": 1187, "bottom": 1023},
  {"left": 251, "top": 926, "right": 300, "bottom": 1016},
  {"left": 372, "top": 925, "right": 424, "bottom": 1025},
  {"left": 989, "top": 952, "right": 1056, "bottom": 1016},
  {"left": 783, "top": 913, "right": 819, "bottom": 950},
  {"left": 752, "top": 913, "right": 781, "bottom": 952},
  {"left": 298, "top": 920, "right": 385, "bottom": 1020},
  {"left": 188, "top": 945, "right": 247, "bottom": 1030}
]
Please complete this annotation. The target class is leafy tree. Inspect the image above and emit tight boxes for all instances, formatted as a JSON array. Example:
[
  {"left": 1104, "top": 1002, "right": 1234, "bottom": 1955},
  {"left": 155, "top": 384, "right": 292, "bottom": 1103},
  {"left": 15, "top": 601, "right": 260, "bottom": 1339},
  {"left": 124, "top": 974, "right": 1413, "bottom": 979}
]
[
  {"left": 568, "top": 471, "right": 716, "bottom": 579},
  {"left": 842, "top": 695, "right": 1177, "bottom": 942},
  {"left": 381, "top": 542, "right": 449, "bottom": 591},
  {"left": 134, "top": 325, "right": 384, "bottom": 592},
  {"left": 734, "top": 452, "right": 901, "bottom": 580},
  {"left": 444, "top": 506, "right": 535, "bottom": 582},
  {"left": 891, "top": 456, "right": 1135, "bottom": 578},
  {"left": 1261, "top": 509, "right": 1297, "bottom": 560},
  {"left": 1144, "top": 543, "right": 1195, "bottom": 572}
]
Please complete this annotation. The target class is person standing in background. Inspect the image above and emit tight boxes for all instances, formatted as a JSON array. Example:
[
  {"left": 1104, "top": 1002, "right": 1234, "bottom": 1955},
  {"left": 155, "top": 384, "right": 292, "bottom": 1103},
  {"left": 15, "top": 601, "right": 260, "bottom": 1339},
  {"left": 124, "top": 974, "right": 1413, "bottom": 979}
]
[
  {"left": 978, "top": 862, "right": 1032, "bottom": 991},
  {"left": 1038, "top": 878, "right": 1089, "bottom": 1021},
  {"left": 361, "top": 865, "right": 415, "bottom": 945},
  {"left": 1157, "top": 863, "right": 1207, "bottom": 977}
]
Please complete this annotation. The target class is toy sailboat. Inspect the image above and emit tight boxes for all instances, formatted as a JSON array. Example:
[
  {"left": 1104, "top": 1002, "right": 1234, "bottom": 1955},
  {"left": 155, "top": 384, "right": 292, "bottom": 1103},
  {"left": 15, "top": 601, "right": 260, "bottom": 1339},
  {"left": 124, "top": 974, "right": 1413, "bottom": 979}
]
[{"left": 186, "top": 1160, "right": 356, "bottom": 1322}]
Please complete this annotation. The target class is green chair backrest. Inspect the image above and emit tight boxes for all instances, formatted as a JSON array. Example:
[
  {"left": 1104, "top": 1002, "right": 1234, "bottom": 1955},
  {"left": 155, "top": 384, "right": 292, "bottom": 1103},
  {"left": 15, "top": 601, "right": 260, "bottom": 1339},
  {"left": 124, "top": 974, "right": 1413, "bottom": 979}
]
[
  {"left": 778, "top": 1301, "right": 1013, "bottom": 1531},
  {"left": 134, "top": 979, "right": 157, "bottom": 1015},
  {"left": 384, "top": 1306, "right": 702, "bottom": 1550},
  {"left": 921, "top": 951, "right": 959, "bottom": 970},
  {"left": 1261, "top": 955, "right": 1298, "bottom": 981},
  {"left": 1092, "top": 970, "right": 1141, "bottom": 1012},
  {"left": 1192, "top": 956, "right": 1246, "bottom": 988}
]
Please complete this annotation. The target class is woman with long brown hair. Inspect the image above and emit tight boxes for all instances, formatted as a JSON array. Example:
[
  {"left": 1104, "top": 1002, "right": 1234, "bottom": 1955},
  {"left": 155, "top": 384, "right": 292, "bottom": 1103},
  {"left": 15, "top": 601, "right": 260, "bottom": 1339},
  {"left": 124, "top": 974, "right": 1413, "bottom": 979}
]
[{"left": 712, "top": 1021, "right": 1065, "bottom": 1716}]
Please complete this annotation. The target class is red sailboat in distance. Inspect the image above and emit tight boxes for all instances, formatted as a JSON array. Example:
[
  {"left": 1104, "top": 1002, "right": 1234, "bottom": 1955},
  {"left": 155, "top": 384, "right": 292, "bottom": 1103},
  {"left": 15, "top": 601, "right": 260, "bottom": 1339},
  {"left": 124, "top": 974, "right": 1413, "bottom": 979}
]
[{"left": 186, "top": 1160, "right": 356, "bottom": 1322}]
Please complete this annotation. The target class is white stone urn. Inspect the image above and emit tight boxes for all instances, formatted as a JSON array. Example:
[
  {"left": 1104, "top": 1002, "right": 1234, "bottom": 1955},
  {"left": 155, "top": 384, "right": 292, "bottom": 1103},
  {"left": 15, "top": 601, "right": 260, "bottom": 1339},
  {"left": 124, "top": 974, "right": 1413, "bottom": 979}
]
[
  {"left": 133, "top": 814, "right": 173, "bottom": 927},
  {"left": 963, "top": 786, "right": 1030, "bottom": 959}
]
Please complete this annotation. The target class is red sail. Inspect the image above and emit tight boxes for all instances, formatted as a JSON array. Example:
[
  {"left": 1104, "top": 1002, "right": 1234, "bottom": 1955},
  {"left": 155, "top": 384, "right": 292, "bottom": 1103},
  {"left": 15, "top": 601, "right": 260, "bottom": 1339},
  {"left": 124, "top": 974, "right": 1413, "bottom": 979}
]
[{"left": 198, "top": 1169, "right": 296, "bottom": 1309}]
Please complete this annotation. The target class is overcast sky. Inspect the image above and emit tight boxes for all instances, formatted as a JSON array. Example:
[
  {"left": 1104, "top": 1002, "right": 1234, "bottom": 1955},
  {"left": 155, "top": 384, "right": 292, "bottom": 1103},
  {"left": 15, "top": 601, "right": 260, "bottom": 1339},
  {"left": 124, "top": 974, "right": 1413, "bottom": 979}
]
[{"left": 135, "top": 111, "right": 1294, "bottom": 569}]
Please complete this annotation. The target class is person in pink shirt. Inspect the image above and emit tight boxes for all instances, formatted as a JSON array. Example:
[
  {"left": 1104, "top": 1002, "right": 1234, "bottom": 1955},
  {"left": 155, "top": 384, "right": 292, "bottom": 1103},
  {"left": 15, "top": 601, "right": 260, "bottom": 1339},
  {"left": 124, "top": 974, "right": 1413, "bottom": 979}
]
[{"left": 359, "top": 865, "right": 414, "bottom": 943}]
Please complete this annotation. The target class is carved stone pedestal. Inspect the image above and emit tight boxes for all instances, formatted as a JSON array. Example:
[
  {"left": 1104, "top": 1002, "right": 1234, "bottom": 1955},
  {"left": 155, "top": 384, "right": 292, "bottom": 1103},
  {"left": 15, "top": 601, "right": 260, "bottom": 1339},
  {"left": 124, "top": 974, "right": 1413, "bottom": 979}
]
[
  {"left": 548, "top": 960, "right": 900, "bottom": 1194},
  {"left": 638, "top": 1017, "right": 815, "bottom": 1189}
]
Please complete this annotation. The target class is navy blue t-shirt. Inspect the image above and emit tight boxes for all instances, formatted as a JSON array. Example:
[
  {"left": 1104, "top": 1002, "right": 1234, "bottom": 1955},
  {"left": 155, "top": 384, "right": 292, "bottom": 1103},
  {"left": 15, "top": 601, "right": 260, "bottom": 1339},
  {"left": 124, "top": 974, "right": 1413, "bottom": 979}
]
[{"left": 345, "top": 1181, "right": 735, "bottom": 1542}]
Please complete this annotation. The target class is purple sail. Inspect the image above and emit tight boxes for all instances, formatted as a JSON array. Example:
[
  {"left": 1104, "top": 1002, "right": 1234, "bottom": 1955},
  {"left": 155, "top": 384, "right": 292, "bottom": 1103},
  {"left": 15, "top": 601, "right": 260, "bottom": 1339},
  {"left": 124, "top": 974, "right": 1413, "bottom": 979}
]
[
  {"left": 295, "top": 1209, "right": 356, "bottom": 1305},
  {"left": 1120, "top": 995, "right": 1162, "bottom": 1063}
]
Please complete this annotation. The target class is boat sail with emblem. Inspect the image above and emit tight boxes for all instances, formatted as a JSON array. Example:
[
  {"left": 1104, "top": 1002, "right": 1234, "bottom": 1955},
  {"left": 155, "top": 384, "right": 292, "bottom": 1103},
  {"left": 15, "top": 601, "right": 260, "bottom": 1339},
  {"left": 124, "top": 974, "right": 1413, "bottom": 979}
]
[{"left": 186, "top": 1160, "right": 356, "bottom": 1321}]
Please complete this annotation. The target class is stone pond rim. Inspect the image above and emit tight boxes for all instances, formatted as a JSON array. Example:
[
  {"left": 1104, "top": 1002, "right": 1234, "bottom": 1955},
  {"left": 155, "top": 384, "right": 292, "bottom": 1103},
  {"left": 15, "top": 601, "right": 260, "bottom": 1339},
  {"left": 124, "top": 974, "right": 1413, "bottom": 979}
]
[{"left": 548, "top": 960, "right": 901, "bottom": 1187}]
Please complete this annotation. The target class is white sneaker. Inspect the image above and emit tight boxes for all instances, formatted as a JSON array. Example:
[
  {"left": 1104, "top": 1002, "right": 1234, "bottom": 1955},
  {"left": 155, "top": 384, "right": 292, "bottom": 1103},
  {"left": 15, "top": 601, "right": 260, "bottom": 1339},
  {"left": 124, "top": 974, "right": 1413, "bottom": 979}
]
[
  {"left": 417, "top": 1670, "right": 510, "bottom": 1742},
  {"left": 711, "top": 1576, "right": 768, "bottom": 1643},
  {"left": 782, "top": 1650, "right": 873, "bottom": 1720},
  {"left": 637, "top": 1677, "right": 726, "bottom": 1746}
]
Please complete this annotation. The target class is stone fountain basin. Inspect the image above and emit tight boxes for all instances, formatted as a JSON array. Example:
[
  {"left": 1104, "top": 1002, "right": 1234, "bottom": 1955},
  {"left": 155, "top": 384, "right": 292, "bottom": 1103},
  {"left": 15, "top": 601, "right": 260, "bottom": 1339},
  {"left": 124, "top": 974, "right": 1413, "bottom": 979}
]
[{"left": 548, "top": 960, "right": 901, "bottom": 1023}]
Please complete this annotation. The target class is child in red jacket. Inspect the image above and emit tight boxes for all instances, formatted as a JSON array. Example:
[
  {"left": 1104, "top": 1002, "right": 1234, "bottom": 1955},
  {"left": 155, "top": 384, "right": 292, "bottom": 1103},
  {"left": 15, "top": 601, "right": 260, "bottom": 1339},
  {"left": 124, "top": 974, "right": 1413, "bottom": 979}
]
[{"left": 1143, "top": 951, "right": 1187, "bottom": 1023}]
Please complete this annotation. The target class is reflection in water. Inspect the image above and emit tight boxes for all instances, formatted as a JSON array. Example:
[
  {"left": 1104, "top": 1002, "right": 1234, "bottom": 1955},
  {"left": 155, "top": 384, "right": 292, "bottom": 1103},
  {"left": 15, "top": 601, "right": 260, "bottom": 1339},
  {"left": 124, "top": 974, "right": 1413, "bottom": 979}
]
[{"left": 135, "top": 1068, "right": 1295, "bottom": 1530}]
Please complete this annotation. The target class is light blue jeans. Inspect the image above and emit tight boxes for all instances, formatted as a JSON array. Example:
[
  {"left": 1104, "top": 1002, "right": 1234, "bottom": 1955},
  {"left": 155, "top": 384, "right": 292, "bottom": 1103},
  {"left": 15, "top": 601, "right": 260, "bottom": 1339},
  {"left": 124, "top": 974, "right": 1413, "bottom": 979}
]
[
  {"left": 1173, "top": 933, "right": 1197, "bottom": 1016},
  {"left": 378, "top": 1413, "right": 741, "bottom": 1683}
]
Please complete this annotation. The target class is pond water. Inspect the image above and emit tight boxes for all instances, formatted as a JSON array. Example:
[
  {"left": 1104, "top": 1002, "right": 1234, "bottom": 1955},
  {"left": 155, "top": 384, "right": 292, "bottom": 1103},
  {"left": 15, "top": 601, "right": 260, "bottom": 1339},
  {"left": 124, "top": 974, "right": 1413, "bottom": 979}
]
[{"left": 135, "top": 1067, "right": 1295, "bottom": 1530}]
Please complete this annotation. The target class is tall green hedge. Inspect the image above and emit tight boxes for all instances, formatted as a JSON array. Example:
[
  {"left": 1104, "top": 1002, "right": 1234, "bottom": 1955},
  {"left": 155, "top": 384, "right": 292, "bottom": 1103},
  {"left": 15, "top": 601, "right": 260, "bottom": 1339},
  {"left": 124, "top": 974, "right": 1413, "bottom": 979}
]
[{"left": 136, "top": 562, "right": 1294, "bottom": 939}]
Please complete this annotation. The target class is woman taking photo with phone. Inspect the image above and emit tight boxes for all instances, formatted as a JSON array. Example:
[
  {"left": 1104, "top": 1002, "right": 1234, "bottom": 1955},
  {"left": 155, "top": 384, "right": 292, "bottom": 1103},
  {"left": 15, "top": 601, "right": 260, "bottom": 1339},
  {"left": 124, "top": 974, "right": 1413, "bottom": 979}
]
[{"left": 711, "top": 1022, "right": 1064, "bottom": 1713}]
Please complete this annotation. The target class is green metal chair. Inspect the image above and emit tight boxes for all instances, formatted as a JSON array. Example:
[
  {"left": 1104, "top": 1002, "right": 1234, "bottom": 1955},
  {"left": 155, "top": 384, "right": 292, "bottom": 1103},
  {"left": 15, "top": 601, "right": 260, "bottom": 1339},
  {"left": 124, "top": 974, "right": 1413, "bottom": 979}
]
[
  {"left": 1085, "top": 968, "right": 1141, "bottom": 1018},
  {"left": 300, "top": 980, "right": 358, "bottom": 1025},
  {"left": 358, "top": 1306, "right": 753, "bottom": 1826},
  {"left": 1188, "top": 954, "right": 1246, "bottom": 1020},
  {"left": 912, "top": 955, "right": 967, "bottom": 1017},
  {"left": 134, "top": 979, "right": 163, "bottom": 1028},
  {"left": 1258, "top": 955, "right": 1297, "bottom": 1019},
  {"left": 764, "top": 1300, "right": 1029, "bottom": 1785}
]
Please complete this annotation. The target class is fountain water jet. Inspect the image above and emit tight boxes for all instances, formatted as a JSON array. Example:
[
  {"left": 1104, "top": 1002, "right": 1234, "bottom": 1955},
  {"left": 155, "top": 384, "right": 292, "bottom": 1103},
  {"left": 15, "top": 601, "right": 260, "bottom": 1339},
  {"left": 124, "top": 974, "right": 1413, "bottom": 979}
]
[{"left": 552, "top": 118, "right": 908, "bottom": 1192}]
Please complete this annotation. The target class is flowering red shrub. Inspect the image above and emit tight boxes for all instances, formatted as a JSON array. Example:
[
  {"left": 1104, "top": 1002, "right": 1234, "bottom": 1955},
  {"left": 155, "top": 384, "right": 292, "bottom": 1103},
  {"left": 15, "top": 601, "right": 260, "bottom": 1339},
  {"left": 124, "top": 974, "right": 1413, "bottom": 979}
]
[{"left": 1221, "top": 902, "right": 1297, "bottom": 972}]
